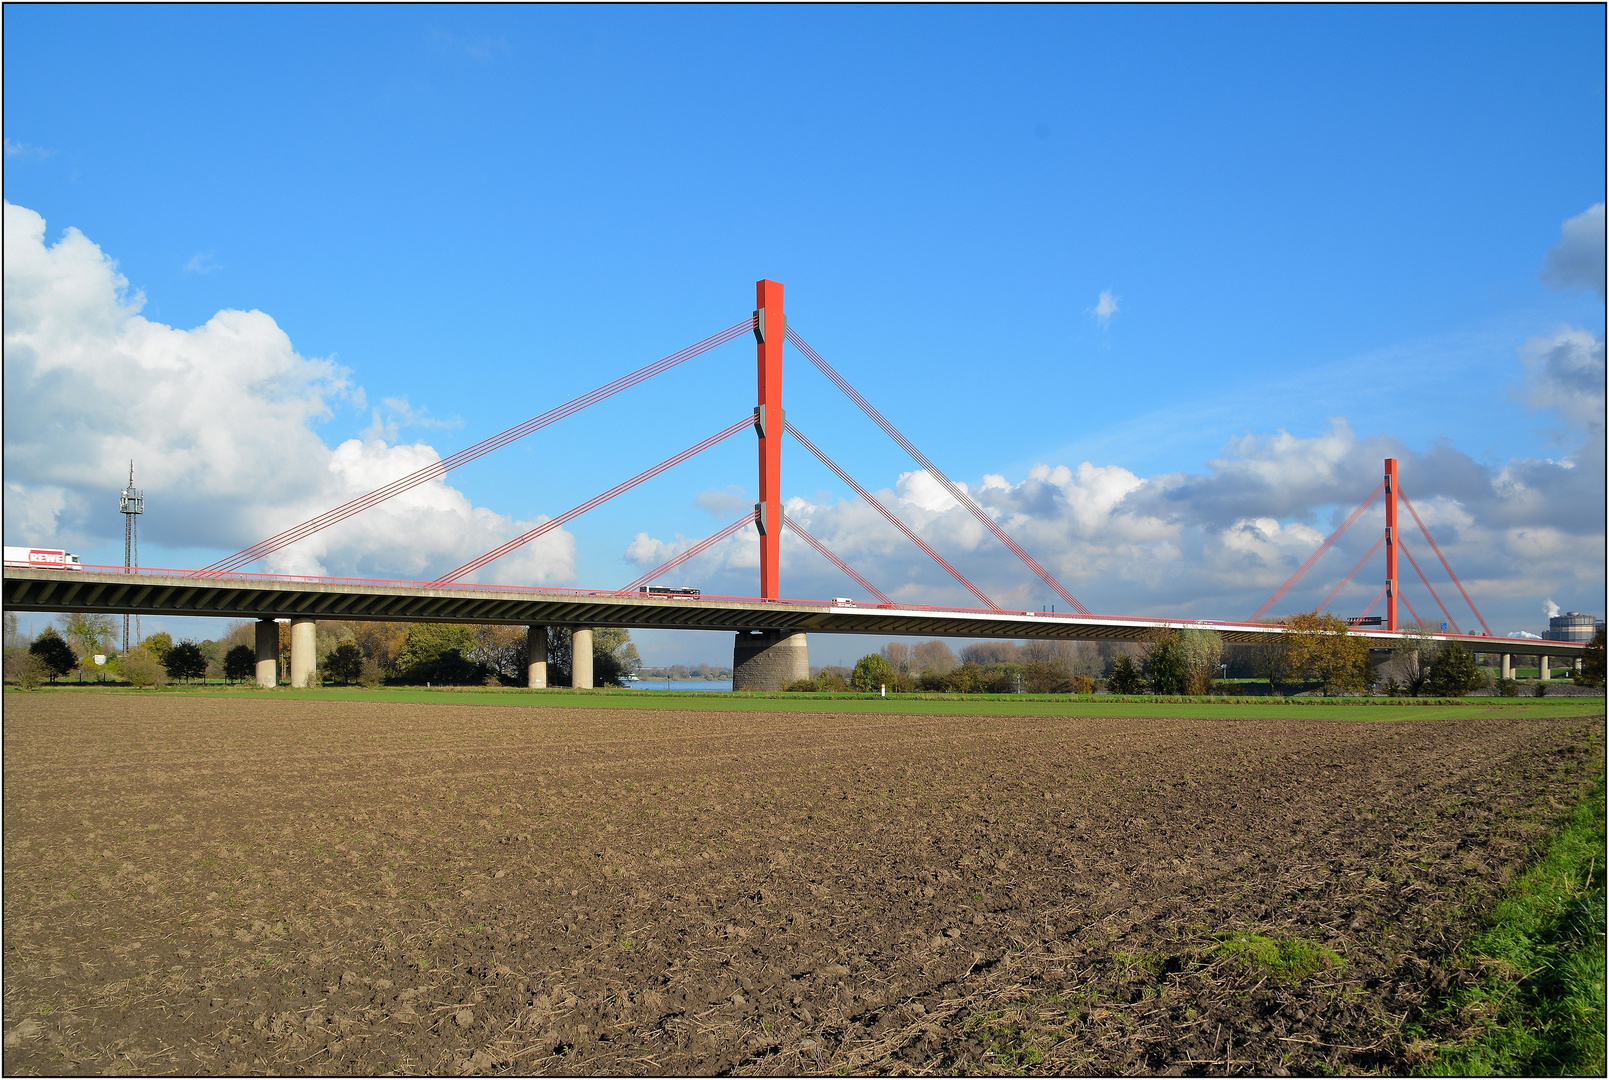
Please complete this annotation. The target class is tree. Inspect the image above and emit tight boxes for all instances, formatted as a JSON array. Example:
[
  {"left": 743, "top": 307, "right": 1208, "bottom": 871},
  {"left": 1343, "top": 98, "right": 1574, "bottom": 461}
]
[
  {"left": 1283, "top": 611, "right": 1370, "bottom": 695},
  {"left": 911, "top": 639, "right": 957, "bottom": 676},
  {"left": 142, "top": 631, "right": 175, "bottom": 661},
  {"left": 1247, "top": 635, "right": 1292, "bottom": 693},
  {"left": 396, "top": 623, "right": 482, "bottom": 684},
  {"left": 29, "top": 630, "right": 76, "bottom": 681},
  {"left": 162, "top": 640, "right": 208, "bottom": 683},
  {"left": 591, "top": 627, "right": 641, "bottom": 687},
  {"left": 1578, "top": 627, "right": 1605, "bottom": 688},
  {"left": 59, "top": 612, "right": 114, "bottom": 661},
  {"left": 1142, "top": 631, "right": 1189, "bottom": 694},
  {"left": 1425, "top": 642, "right": 1485, "bottom": 697},
  {"left": 1377, "top": 626, "right": 1437, "bottom": 696},
  {"left": 1107, "top": 654, "right": 1144, "bottom": 695},
  {"left": 324, "top": 639, "right": 365, "bottom": 685},
  {"left": 223, "top": 644, "right": 257, "bottom": 684},
  {"left": 852, "top": 653, "right": 894, "bottom": 692}
]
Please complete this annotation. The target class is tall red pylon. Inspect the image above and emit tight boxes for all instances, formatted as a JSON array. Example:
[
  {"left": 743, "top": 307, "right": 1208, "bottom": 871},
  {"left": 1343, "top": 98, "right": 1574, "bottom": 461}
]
[
  {"left": 1384, "top": 457, "right": 1399, "bottom": 632},
  {"left": 755, "top": 280, "right": 785, "bottom": 599}
]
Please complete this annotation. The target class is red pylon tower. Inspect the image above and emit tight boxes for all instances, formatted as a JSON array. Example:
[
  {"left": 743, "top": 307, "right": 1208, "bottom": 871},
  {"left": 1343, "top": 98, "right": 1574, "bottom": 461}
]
[
  {"left": 755, "top": 280, "right": 785, "bottom": 599},
  {"left": 1384, "top": 457, "right": 1398, "bottom": 632}
]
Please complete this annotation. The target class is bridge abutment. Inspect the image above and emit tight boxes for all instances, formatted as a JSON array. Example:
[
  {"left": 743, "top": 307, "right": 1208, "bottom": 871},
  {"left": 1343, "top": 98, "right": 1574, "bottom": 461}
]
[
  {"left": 526, "top": 625, "right": 548, "bottom": 688},
  {"left": 732, "top": 630, "right": 808, "bottom": 691},
  {"left": 255, "top": 619, "right": 278, "bottom": 688},
  {"left": 290, "top": 617, "right": 317, "bottom": 688},
  {"left": 572, "top": 628, "right": 594, "bottom": 688}
]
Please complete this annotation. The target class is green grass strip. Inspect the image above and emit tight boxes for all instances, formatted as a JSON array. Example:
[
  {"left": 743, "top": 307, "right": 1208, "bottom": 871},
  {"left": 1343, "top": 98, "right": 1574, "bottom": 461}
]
[
  {"left": 1418, "top": 777, "right": 1606, "bottom": 1076},
  {"left": 13, "top": 684, "right": 1602, "bottom": 721}
]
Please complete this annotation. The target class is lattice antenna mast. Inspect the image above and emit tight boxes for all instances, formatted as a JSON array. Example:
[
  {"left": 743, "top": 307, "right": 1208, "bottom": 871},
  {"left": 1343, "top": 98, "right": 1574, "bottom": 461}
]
[{"left": 119, "top": 461, "right": 144, "bottom": 651}]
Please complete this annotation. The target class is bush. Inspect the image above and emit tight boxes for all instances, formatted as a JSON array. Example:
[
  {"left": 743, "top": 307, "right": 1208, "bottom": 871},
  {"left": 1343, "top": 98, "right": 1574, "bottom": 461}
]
[
  {"left": 1107, "top": 654, "right": 1144, "bottom": 695},
  {"left": 119, "top": 649, "right": 165, "bottom": 689},
  {"left": 359, "top": 659, "right": 384, "bottom": 688},
  {"left": 29, "top": 630, "right": 77, "bottom": 681},
  {"left": 1425, "top": 642, "right": 1485, "bottom": 698},
  {"left": 223, "top": 644, "right": 256, "bottom": 684},
  {"left": 1534, "top": 681, "right": 1549, "bottom": 698},
  {"left": 784, "top": 678, "right": 816, "bottom": 693},
  {"left": 1069, "top": 675, "right": 1096, "bottom": 695},
  {"left": 1495, "top": 678, "right": 1520, "bottom": 698},
  {"left": 941, "top": 664, "right": 988, "bottom": 693},
  {"left": 852, "top": 653, "right": 895, "bottom": 692},
  {"left": 7, "top": 652, "right": 48, "bottom": 690}
]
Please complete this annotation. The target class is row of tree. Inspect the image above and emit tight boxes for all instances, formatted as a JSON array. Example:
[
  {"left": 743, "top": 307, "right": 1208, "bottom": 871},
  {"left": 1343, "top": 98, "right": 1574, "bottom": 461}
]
[
  {"left": 783, "top": 613, "right": 1588, "bottom": 698},
  {"left": 3, "top": 613, "right": 644, "bottom": 690}
]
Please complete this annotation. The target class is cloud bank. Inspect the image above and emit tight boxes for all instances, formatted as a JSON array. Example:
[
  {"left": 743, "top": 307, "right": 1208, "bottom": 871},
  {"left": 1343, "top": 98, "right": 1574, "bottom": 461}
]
[{"left": 2, "top": 202, "right": 574, "bottom": 584}]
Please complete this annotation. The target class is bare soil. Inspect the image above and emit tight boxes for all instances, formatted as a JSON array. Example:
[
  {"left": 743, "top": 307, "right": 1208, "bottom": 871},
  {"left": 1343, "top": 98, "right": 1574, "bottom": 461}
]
[{"left": 2, "top": 695, "right": 1601, "bottom": 1075}]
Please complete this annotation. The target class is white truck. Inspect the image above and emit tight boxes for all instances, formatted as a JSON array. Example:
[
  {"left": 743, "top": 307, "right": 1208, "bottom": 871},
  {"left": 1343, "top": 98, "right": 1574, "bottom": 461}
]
[{"left": 4, "top": 547, "right": 84, "bottom": 571}]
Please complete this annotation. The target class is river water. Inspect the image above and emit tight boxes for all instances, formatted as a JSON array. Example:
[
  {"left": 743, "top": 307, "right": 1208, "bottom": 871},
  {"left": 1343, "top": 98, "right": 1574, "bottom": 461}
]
[{"left": 625, "top": 679, "right": 734, "bottom": 692}]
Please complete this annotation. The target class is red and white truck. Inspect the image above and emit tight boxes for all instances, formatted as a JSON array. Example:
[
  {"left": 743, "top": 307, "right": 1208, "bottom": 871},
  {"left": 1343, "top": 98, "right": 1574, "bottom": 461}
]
[{"left": 3, "top": 547, "right": 84, "bottom": 571}]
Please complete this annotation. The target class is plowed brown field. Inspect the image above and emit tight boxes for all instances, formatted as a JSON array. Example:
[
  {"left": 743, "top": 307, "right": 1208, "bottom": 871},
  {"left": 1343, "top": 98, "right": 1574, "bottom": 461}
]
[{"left": 2, "top": 694, "right": 1601, "bottom": 1075}]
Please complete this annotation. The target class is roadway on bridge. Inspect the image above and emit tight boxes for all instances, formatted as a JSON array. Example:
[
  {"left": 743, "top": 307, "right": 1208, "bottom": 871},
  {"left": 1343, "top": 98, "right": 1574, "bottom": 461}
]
[{"left": 1, "top": 566, "right": 1579, "bottom": 658}]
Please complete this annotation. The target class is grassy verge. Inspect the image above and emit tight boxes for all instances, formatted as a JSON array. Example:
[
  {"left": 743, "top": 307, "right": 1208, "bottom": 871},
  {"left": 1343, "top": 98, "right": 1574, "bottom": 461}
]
[
  {"left": 1416, "top": 778, "right": 1606, "bottom": 1076},
  {"left": 7, "top": 683, "right": 1603, "bottom": 721}
]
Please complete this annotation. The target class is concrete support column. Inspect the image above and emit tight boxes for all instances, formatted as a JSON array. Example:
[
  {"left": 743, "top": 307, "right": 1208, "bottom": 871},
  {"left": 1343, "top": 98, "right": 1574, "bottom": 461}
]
[
  {"left": 1539, "top": 655, "right": 1552, "bottom": 681},
  {"left": 571, "top": 628, "right": 594, "bottom": 689},
  {"left": 732, "top": 630, "right": 809, "bottom": 691},
  {"left": 290, "top": 617, "right": 317, "bottom": 688},
  {"left": 255, "top": 619, "right": 279, "bottom": 688},
  {"left": 1501, "top": 653, "right": 1512, "bottom": 680},
  {"left": 526, "top": 625, "right": 548, "bottom": 689}
]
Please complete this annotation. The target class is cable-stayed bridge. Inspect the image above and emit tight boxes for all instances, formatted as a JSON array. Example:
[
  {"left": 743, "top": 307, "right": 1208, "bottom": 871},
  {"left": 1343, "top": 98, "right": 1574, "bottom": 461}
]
[{"left": 3, "top": 281, "right": 1583, "bottom": 688}]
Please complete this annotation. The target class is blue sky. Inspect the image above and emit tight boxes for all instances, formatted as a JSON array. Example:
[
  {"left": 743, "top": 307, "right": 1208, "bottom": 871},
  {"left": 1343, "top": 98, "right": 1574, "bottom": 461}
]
[{"left": 4, "top": 6, "right": 1604, "bottom": 665}]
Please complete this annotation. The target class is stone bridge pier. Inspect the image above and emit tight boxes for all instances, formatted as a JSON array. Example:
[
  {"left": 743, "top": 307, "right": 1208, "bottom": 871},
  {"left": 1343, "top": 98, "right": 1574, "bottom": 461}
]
[{"left": 732, "top": 630, "right": 809, "bottom": 691}]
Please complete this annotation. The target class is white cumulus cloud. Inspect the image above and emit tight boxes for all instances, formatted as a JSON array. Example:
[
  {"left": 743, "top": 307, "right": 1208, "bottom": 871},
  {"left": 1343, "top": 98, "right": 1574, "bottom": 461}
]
[{"left": 1, "top": 201, "right": 574, "bottom": 585}]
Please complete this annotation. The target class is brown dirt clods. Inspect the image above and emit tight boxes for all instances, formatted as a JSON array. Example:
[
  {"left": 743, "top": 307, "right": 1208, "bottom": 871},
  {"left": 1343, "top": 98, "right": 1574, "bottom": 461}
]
[{"left": 2, "top": 695, "right": 1601, "bottom": 1074}]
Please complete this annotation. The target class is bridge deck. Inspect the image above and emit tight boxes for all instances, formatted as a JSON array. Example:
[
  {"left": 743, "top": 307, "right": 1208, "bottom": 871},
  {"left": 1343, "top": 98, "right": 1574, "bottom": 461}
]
[{"left": 2, "top": 567, "right": 1580, "bottom": 656}]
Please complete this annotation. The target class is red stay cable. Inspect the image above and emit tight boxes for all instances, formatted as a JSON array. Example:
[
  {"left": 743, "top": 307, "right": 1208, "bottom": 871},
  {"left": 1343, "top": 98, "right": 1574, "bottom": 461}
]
[
  {"left": 1397, "top": 536, "right": 1461, "bottom": 634},
  {"left": 1400, "top": 592, "right": 1425, "bottom": 627},
  {"left": 785, "top": 326, "right": 1088, "bottom": 614},
  {"left": 785, "top": 421, "right": 998, "bottom": 610},
  {"left": 200, "top": 318, "right": 753, "bottom": 577},
  {"left": 1398, "top": 490, "right": 1493, "bottom": 636},
  {"left": 1250, "top": 482, "right": 1385, "bottom": 621},
  {"left": 1316, "top": 534, "right": 1385, "bottom": 614},
  {"left": 616, "top": 510, "right": 757, "bottom": 594},
  {"left": 1359, "top": 585, "right": 1387, "bottom": 619},
  {"left": 782, "top": 512, "right": 894, "bottom": 605},
  {"left": 431, "top": 415, "right": 753, "bottom": 586}
]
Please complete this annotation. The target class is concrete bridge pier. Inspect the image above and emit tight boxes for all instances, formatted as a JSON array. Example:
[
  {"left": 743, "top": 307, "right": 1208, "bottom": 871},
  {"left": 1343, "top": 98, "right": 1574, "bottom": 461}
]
[
  {"left": 290, "top": 618, "right": 317, "bottom": 688},
  {"left": 255, "top": 619, "right": 279, "bottom": 688},
  {"left": 1501, "top": 653, "right": 1513, "bottom": 680},
  {"left": 526, "top": 625, "right": 548, "bottom": 688},
  {"left": 572, "top": 628, "right": 594, "bottom": 689},
  {"left": 733, "top": 630, "right": 809, "bottom": 691},
  {"left": 1540, "top": 655, "right": 1552, "bottom": 682}
]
